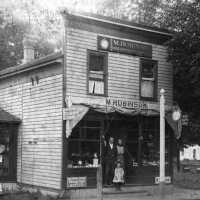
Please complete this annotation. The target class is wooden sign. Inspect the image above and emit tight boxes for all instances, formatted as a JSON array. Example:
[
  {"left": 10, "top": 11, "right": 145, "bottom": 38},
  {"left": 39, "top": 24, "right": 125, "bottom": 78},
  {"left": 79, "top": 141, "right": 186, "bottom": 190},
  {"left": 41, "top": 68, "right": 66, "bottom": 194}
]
[
  {"left": 67, "top": 177, "right": 87, "bottom": 188},
  {"left": 106, "top": 98, "right": 148, "bottom": 110},
  {"left": 155, "top": 176, "right": 171, "bottom": 184},
  {"left": 98, "top": 36, "right": 152, "bottom": 58}
]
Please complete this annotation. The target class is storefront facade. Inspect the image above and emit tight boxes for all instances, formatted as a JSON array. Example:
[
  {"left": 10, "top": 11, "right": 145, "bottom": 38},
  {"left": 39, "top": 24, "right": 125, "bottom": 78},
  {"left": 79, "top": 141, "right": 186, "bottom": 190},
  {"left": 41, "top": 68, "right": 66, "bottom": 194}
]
[{"left": 62, "top": 11, "right": 174, "bottom": 189}]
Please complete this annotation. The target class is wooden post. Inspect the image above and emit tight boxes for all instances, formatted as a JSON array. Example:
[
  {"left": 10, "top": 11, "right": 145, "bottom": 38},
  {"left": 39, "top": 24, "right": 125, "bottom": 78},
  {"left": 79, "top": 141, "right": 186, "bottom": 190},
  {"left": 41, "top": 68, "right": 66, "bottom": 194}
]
[
  {"left": 97, "top": 166, "right": 103, "bottom": 200},
  {"left": 159, "top": 89, "right": 165, "bottom": 195}
]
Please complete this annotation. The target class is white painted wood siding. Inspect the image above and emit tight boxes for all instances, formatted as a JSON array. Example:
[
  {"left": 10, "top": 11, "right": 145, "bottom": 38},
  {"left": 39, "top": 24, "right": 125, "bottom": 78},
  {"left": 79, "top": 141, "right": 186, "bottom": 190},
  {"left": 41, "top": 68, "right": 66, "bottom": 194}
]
[
  {"left": 0, "top": 72, "right": 63, "bottom": 189},
  {"left": 66, "top": 28, "right": 173, "bottom": 105}
]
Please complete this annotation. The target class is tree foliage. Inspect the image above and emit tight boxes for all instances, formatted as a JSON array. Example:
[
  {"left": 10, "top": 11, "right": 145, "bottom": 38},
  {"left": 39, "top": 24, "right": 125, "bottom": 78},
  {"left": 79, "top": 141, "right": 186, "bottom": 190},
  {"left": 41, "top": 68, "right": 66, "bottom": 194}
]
[
  {"left": 0, "top": 12, "right": 24, "bottom": 69},
  {"left": 165, "top": 0, "right": 200, "bottom": 144},
  {"left": 0, "top": 1, "right": 63, "bottom": 69}
]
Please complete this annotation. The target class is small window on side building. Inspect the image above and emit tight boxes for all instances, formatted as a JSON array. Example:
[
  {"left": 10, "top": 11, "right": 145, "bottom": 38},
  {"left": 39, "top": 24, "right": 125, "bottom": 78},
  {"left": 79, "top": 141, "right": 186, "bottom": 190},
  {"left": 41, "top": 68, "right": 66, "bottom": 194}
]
[
  {"left": 140, "top": 58, "right": 157, "bottom": 101},
  {"left": 87, "top": 50, "right": 107, "bottom": 96}
]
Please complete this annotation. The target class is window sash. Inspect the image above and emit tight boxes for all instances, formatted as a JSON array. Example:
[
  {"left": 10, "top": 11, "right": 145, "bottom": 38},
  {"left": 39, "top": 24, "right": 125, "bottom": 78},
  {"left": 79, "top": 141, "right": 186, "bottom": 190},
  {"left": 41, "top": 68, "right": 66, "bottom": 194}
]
[
  {"left": 88, "top": 50, "right": 107, "bottom": 96},
  {"left": 140, "top": 59, "right": 157, "bottom": 101},
  {"left": 141, "top": 80, "right": 155, "bottom": 98}
]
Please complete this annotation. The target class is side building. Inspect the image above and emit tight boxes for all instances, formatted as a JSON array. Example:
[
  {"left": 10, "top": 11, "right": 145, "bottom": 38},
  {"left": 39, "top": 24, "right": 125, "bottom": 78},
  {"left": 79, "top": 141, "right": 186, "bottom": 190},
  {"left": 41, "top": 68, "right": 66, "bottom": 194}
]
[{"left": 0, "top": 53, "right": 64, "bottom": 192}]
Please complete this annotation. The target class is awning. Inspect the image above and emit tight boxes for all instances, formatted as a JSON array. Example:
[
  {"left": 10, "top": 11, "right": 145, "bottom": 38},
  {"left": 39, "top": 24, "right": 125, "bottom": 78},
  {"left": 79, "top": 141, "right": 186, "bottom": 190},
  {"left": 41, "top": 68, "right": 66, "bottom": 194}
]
[
  {"left": 0, "top": 108, "right": 21, "bottom": 123},
  {"left": 65, "top": 104, "right": 181, "bottom": 139}
]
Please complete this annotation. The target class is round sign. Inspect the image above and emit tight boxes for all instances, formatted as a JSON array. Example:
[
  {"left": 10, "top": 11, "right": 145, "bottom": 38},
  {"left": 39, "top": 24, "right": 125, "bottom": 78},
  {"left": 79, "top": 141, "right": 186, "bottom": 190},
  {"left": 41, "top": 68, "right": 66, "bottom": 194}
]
[
  {"left": 172, "top": 110, "right": 181, "bottom": 121},
  {"left": 100, "top": 38, "right": 109, "bottom": 50}
]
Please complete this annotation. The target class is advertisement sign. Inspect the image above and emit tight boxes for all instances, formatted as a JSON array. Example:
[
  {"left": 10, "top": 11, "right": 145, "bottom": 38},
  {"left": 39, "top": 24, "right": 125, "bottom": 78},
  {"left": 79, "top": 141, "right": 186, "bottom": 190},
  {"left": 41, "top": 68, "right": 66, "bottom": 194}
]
[
  {"left": 67, "top": 177, "right": 87, "bottom": 188},
  {"left": 98, "top": 36, "right": 152, "bottom": 58}
]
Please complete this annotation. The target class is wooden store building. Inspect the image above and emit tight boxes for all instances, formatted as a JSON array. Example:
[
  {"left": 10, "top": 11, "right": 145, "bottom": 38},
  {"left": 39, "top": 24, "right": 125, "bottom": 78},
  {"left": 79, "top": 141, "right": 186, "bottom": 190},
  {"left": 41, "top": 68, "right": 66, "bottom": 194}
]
[{"left": 0, "top": 11, "right": 177, "bottom": 195}]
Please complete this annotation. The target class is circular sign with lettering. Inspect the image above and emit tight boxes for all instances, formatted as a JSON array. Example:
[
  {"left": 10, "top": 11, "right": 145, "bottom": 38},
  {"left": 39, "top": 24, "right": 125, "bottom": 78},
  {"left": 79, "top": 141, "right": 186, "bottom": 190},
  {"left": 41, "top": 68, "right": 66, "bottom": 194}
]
[
  {"left": 100, "top": 38, "right": 109, "bottom": 50},
  {"left": 172, "top": 110, "right": 181, "bottom": 121}
]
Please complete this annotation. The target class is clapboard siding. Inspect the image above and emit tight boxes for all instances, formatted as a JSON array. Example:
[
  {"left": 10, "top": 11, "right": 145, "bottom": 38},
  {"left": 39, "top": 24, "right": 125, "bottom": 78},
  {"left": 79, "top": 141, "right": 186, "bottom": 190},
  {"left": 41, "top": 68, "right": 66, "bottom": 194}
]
[
  {"left": 153, "top": 44, "right": 173, "bottom": 104},
  {"left": 0, "top": 64, "right": 63, "bottom": 190},
  {"left": 66, "top": 27, "right": 173, "bottom": 105}
]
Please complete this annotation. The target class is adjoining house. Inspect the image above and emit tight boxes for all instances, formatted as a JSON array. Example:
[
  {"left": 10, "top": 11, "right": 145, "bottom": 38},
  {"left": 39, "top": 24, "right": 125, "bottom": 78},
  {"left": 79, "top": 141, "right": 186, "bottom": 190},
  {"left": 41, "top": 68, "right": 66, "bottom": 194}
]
[
  {"left": 180, "top": 145, "right": 200, "bottom": 161},
  {"left": 0, "top": 11, "right": 177, "bottom": 196}
]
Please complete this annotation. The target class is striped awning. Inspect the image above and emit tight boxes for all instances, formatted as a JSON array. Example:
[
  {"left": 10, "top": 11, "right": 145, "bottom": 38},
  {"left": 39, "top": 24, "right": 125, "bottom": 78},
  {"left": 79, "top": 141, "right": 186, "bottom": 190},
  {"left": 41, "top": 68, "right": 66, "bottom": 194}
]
[{"left": 65, "top": 104, "right": 182, "bottom": 139}]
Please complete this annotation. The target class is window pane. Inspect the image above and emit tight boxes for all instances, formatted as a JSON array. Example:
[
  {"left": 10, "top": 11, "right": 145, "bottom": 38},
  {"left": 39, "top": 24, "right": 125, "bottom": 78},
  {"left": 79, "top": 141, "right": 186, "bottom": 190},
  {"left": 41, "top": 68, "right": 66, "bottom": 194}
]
[
  {"left": 89, "top": 54, "right": 104, "bottom": 71},
  {"left": 142, "top": 61, "right": 155, "bottom": 78},
  {"left": 89, "top": 80, "right": 104, "bottom": 95},
  {"left": 89, "top": 71, "right": 104, "bottom": 79},
  {"left": 141, "top": 80, "right": 154, "bottom": 98}
]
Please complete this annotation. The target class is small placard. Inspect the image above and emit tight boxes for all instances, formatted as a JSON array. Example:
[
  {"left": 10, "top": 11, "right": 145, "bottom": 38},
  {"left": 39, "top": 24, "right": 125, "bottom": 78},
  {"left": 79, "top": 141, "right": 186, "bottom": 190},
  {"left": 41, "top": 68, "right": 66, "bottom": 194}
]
[
  {"left": 155, "top": 176, "right": 171, "bottom": 184},
  {"left": 67, "top": 177, "right": 87, "bottom": 188}
]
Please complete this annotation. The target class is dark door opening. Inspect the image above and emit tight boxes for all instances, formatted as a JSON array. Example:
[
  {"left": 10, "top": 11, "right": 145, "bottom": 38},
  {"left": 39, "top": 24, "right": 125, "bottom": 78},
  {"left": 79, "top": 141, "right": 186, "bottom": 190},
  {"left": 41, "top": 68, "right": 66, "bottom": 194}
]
[{"left": 0, "top": 123, "right": 18, "bottom": 181}]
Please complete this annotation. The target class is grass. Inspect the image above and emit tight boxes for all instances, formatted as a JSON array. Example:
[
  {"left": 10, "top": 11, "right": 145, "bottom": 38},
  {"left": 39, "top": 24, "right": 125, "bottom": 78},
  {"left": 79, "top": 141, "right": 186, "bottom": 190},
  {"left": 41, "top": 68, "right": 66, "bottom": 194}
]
[{"left": 174, "top": 160, "right": 200, "bottom": 189}]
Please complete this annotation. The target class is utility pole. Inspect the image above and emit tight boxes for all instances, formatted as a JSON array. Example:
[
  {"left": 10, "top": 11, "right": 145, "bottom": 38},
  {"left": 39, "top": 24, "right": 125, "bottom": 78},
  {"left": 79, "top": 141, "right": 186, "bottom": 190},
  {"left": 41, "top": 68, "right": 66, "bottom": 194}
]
[{"left": 159, "top": 89, "right": 165, "bottom": 196}]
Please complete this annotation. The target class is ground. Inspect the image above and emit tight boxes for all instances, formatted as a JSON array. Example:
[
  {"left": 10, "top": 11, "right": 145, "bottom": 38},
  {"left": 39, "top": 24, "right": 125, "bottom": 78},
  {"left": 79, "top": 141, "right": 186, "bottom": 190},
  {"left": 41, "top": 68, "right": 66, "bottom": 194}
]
[
  {"left": 1, "top": 186, "right": 200, "bottom": 200},
  {"left": 2, "top": 165, "right": 200, "bottom": 200}
]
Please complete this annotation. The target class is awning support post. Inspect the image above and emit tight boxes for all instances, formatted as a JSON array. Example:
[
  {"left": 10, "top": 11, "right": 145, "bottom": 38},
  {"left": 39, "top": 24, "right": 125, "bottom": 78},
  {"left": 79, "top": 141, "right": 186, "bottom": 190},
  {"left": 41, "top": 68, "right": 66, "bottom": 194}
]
[{"left": 159, "top": 89, "right": 165, "bottom": 196}]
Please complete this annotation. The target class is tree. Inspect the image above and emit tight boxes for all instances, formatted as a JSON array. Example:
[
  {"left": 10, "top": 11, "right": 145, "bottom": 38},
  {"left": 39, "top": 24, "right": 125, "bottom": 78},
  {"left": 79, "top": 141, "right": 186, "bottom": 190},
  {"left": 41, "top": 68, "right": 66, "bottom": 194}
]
[
  {"left": 165, "top": 0, "right": 200, "bottom": 144},
  {"left": 0, "top": 1, "right": 63, "bottom": 69},
  {"left": 97, "top": 0, "right": 167, "bottom": 27},
  {"left": 0, "top": 11, "right": 24, "bottom": 69}
]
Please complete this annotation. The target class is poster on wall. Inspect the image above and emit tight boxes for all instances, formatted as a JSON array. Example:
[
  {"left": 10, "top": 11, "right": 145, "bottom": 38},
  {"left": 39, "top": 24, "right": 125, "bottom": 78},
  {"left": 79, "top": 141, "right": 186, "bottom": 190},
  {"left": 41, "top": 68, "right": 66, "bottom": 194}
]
[{"left": 67, "top": 177, "right": 87, "bottom": 188}]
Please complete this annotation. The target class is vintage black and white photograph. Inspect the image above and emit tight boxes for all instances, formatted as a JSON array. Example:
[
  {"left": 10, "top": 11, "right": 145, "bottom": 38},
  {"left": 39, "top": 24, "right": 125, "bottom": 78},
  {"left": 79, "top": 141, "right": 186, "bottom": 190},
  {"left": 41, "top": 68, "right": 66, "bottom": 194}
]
[{"left": 0, "top": 0, "right": 199, "bottom": 199}]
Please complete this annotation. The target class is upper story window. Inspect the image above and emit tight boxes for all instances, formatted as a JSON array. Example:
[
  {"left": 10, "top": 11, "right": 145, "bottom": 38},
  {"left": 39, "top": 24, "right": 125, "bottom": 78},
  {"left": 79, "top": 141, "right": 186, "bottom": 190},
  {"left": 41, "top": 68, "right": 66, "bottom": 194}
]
[
  {"left": 87, "top": 50, "right": 107, "bottom": 96},
  {"left": 140, "top": 58, "right": 157, "bottom": 101}
]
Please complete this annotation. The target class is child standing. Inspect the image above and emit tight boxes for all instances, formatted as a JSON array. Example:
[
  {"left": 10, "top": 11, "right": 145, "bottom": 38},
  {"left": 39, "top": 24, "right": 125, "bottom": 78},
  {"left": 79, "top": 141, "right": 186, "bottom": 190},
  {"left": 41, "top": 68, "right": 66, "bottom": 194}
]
[{"left": 113, "top": 161, "right": 124, "bottom": 190}]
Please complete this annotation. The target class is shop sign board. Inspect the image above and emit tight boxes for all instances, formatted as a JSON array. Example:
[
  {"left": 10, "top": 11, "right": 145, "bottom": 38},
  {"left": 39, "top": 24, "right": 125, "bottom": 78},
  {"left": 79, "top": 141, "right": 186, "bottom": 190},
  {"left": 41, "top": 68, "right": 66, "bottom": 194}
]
[
  {"left": 106, "top": 98, "right": 148, "bottom": 110},
  {"left": 70, "top": 96, "right": 172, "bottom": 112},
  {"left": 97, "top": 35, "right": 152, "bottom": 58},
  {"left": 67, "top": 176, "right": 87, "bottom": 188}
]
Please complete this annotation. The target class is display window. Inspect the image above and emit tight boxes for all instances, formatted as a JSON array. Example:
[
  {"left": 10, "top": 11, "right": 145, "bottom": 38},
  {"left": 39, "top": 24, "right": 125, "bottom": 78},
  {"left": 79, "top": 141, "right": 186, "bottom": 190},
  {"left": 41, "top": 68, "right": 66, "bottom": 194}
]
[
  {"left": 0, "top": 123, "right": 17, "bottom": 181},
  {"left": 67, "top": 119, "right": 102, "bottom": 168},
  {"left": 66, "top": 113, "right": 173, "bottom": 186}
]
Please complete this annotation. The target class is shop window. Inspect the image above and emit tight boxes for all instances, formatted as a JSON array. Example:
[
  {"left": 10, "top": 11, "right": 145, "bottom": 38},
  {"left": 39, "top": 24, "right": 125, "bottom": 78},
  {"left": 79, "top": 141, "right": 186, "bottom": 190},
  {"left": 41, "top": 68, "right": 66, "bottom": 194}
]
[
  {"left": 68, "top": 120, "right": 102, "bottom": 168},
  {"left": 87, "top": 50, "right": 107, "bottom": 96},
  {"left": 140, "top": 59, "right": 157, "bottom": 101},
  {"left": 0, "top": 124, "right": 17, "bottom": 181},
  {"left": 141, "top": 117, "right": 170, "bottom": 167}
]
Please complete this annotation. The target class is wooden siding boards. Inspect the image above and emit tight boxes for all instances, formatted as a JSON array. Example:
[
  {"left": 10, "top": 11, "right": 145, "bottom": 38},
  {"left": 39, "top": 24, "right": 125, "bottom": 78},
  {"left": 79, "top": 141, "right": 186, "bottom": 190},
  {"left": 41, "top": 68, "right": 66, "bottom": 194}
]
[
  {"left": 65, "top": 27, "right": 173, "bottom": 105},
  {"left": 0, "top": 67, "right": 63, "bottom": 190}
]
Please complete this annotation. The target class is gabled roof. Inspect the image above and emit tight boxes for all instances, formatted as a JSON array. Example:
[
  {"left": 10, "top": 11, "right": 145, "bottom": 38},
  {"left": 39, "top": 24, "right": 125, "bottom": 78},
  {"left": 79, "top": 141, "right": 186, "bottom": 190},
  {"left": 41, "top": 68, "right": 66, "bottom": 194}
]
[{"left": 0, "top": 52, "right": 63, "bottom": 79}]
